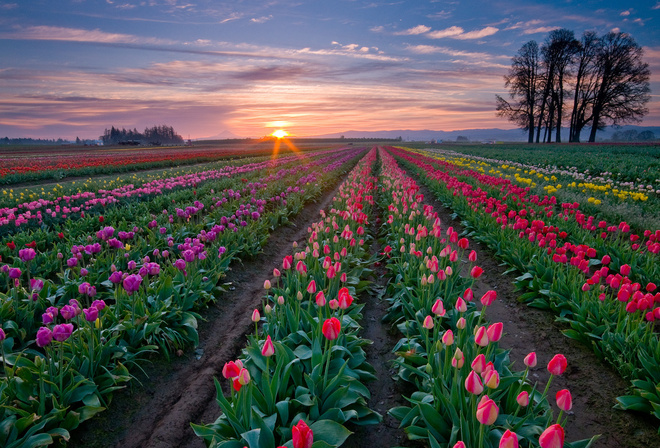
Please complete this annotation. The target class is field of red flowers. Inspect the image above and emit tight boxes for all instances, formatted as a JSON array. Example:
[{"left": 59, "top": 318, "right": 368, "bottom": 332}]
[{"left": 0, "top": 144, "right": 658, "bottom": 448}]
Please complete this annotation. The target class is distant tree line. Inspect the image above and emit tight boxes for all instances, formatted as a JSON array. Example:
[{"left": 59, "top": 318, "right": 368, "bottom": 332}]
[
  {"left": 1, "top": 137, "right": 69, "bottom": 145},
  {"left": 100, "top": 125, "right": 184, "bottom": 145},
  {"left": 610, "top": 129, "right": 656, "bottom": 142},
  {"left": 496, "top": 29, "right": 651, "bottom": 143}
]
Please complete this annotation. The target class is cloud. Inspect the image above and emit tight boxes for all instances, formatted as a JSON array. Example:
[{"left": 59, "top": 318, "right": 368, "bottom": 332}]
[
  {"left": 426, "top": 10, "right": 452, "bottom": 20},
  {"left": 370, "top": 25, "right": 384, "bottom": 33},
  {"left": 654, "top": 2, "right": 660, "bottom": 10},
  {"left": 0, "top": 3, "right": 18, "bottom": 9},
  {"left": 620, "top": 10, "right": 631, "bottom": 17},
  {"left": 394, "top": 25, "right": 431, "bottom": 35},
  {"left": 250, "top": 15, "right": 273, "bottom": 24},
  {"left": 426, "top": 26, "right": 499, "bottom": 40},
  {"left": 504, "top": 19, "right": 543, "bottom": 31},
  {"left": 427, "top": 26, "right": 464, "bottom": 39},
  {"left": 522, "top": 26, "right": 561, "bottom": 35},
  {"left": 405, "top": 44, "right": 492, "bottom": 59},
  {"left": 1, "top": 25, "right": 176, "bottom": 45}
]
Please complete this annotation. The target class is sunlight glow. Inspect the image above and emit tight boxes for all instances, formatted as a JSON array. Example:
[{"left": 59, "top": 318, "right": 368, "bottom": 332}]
[{"left": 272, "top": 129, "right": 288, "bottom": 138}]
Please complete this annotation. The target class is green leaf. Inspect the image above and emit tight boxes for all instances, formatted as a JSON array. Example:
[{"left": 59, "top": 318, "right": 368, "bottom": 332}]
[{"left": 309, "top": 420, "right": 352, "bottom": 447}]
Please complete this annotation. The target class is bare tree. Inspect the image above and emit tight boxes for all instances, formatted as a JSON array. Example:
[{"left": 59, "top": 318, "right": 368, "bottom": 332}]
[
  {"left": 496, "top": 40, "right": 540, "bottom": 143},
  {"left": 568, "top": 31, "right": 600, "bottom": 142},
  {"left": 588, "top": 32, "right": 651, "bottom": 142}
]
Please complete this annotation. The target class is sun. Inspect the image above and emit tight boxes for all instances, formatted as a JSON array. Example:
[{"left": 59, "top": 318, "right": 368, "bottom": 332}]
[{"left": 271, "top": 129, "right": 288, "bottom": 139}]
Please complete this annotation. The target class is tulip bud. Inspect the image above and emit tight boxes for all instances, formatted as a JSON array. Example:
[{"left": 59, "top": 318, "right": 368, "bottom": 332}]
[
  {"left": 262, "top": 335, "right": 275, "bottom": 357},
  {"left": 455, "top": 296, "right": 467, "bottom": 312},
  {"left": 264, "top": 279, "right": 271, "bottom": 290},
  {"left": 277, "top": 295, "right": 285, "bottom": 305},
  {"left": 422, "top": 315, "right": 434, "bottom": 330},
  {"left": 476, "top": 395, "right": 499, "bottom": 425},
  {"left": 465, "top": 370, "right": 484, "bottom": 395},
  {"left": 237, "top": 368, "right": 251, "bottom": 385},
  {"left": 499, "top": 429, "right": 519, "bottom": 448},
  {"left": 486, "top": 322, "right": 503, "bottom": 342},
  {"left": 475, "top": 326, "right": 489, "bottom": 347},
  {"left": 484, "top": 369, "right": 500, "bottom": 389},
  {"left": 516, "top": 391, "right": 530, "bottom": 407},
  {"left": 556, "top": 389, "right": 572, "bottom": 411},
  {"left": 547, "top": 354, "right": 567, "bottom": 375},
  {"left": 431, "top": 299, "right": 446, "bottom": 316},
  {"left": 251, "top": 309, "right": 260, "bottom": 322},
  {"left": 524, "top": 352, "right": 537, "bottom": 368},
  {"left": 471, "top": 353, "right": 486, "bottom": 374},
  {"left": 539, "top": 424, "right": 564, "bottom": 448},
  {"left": 456, "top": 317, "right": 466, "bottom": 329},
  {"left": 442, "top": 329, "right": 454, "bottom": 346},
  {"left": 297, "top": 291, "right": 303, "bottom": 301}
]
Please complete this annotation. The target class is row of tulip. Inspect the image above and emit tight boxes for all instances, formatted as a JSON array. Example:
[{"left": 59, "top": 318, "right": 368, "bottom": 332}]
[
  {"left": 0, "top": 147, "right": 366, "bottom": 447},
  {"left": 193, "top": 148, "right": 381, "bottom": 447},
  {"left": 388, "top": 146, "right": 660, "bottom": 425},
  {"left": 0, "top": 147, "right": 353, "bottom": 235},
  {"left": 376, "top": 147, "right": 596, "bottom": 448},
  {"left": 403, "top": 148, "right": 659, "bottom": 261},
  {"left": 0, "top": 145, "right": 305, "bottom": 186}
]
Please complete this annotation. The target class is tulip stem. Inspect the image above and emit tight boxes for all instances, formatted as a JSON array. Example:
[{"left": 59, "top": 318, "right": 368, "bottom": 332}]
[{"left": 322, "top": 338, "right": 333, "bottom": 390}]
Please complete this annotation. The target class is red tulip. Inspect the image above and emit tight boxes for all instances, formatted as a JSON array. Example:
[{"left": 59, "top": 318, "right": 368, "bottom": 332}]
[
  {"left": 499, "top": 429, "right": 519, "bottom": 448},
  {"left": 547, "top": 354, "right": 567, "bottom": 375},
  {"left": 322, "top": 317, "right": 341, "bottom": 340},
  {"left": 6, "top": 241, "right": 15, "bottom": 250},
  {"left": 292, "top": 419, "right": 313, "bottom": 448},
  {"left": 262, "top": 335, "right": 275, "bottom": 357},
  {"left": 453, "top": 443, "right": 466, "bottom": 448},
  {"left": 470, "top": 266, "right": 484, "bottom": 279},
  {"left": 222, "top": 361, "right": 241, "bottom": 379},
  {"left": 556, "top": 389, "right": 572, "bottom": 411},
  {"left": 480, "top": 290, "right": 497, "bottom": 306},
  {"left": 476, "top": 395, "right": 499, "bottom": 425},
  {"left": 539, "top": 424, "right": 564, "bottom": 448}
]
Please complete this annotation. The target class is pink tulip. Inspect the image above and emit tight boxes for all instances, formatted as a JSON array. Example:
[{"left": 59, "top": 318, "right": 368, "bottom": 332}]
[
  {"left": 499, "top": 429, "right": 519, "bottom": 448},
  {"left": 547, "top": 354, "right": 567, "bottom": 375},
  {"left": 476, "top": 395, "right": 499, "bottom": 425},
  {"left": 264, "top": 279, "right": 271, "bottom": 290},
  {"left": 453, "top": 443, "right": 466, "bottom": 448},
  {"left": 484, "top": 370, "right": 500, "bottom": 389},
  {"left": 237, "top": 368, "right": 250, "bottom": 385},
  {"left": 315, "top": 291, "right": 326, "bottom": 306},
  {"left": 556, "top": 389, "right": 572, "bottom": 411},
  {"left": 262, "top": 335, "right": 275, "bottom": 357},
  {"left": 465, "top": 370, "right": 484, "bottom": 395},
  {"left": 442, "top": 330, "right": 454, "bottom": 346},
  {"left": 251, "top": 309, "right": 261, "bottom": 323},
  {"left": 539, "top": 424, "right": 564, "bottom": 448},
  {"left": 422, "top": 315, "right": 434, "bottom": 330},
  {"left": 306, "top": 280, "right": 316, "bottom": 294},
  {"left": 471, "top": 353, "right": 486, "bottom": 374},
  {"left": 456, "top": 317, "right": 466, "bottom": 329},
  {"left": 524, "top": 352, "right": 537, "bottom": 368},
  {"left": 516, "top": 391, "right": 530, "bottom": 407},
  {"left": 486, "top": 322, "right": 503, "bottom": 342},
  {"left": 475, "top": 326, "right": 489, "bottom": 347},
  {"left": 455, "top": 297, "right": 467, "bottom": 312}
]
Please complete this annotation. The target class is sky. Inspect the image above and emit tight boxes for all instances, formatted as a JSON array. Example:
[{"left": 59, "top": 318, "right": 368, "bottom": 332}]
[{"left": 1, "top": 0, "right": 659, "bottom": 140}]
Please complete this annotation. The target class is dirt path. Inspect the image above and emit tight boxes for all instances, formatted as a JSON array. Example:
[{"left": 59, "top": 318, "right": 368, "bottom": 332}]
[
  {"left": 406, "top": 164, "right": 659, "bottom": 447},
  {"left": 68, "top": 166, "right": 353, "bottom": 448}
]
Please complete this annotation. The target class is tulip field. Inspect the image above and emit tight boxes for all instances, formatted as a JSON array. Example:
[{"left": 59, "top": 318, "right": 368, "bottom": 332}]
[{"left": 0, "top": 143, "right": 658, "bottom": 448}]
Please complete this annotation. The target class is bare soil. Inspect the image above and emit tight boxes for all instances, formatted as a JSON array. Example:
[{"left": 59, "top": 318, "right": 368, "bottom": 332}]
[{"left": 68, "top": 153, "right": 659, "bottom": 448}]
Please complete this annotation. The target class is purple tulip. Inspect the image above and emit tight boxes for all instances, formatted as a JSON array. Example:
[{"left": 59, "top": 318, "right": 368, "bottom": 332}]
[
  {"left": 91, "top": 299, "right": 106, "bottom": 311},
  {"left": 107, "top": 238, "right": 123, "bottom": 249},
  {"left": 159, "top": 227, "right": 167, "bottom": 234},
  {"left": 0, "top": 328, "right": 5, "bottom": 341},
  {"left": 66, "top": 257, "right": 78, "bottom": 268},
  {"left": 128, "top": 260, "right": 137, "bottom": 270},
  {"left": 138, "top": 266, "right": 148, "bottom": 277},
  {"left": 83, "top": 307, "right": 98, "bottom": 322},
  {"left": 36, "top": 327, "right": 53, "bottom": 347},
  {"left": 8, "top": 267, "right": 21, "bottom": 279},
  {"left": 162, "top": 250, "right": 169, "bottom": 258},
  {"left": 174, "top": 259, "right": 186, "bottom": 271},
  {"left": 61, "top": 305, "right": 77, "bottom": 320},
  {"left": 18, "top": 248, "right": 36, "bottom": 263},
  {"left": 182, "top": 250, "right": 195, "bottom": 263},
  {"left": 122, "top": 274, "right": 142, "bottom": 295},
  {"left": 46, "top": 306, "right": 58, "bottom": 316},
  {"left": 52, "top": 323, "right": 74, "bottom": 342},
  {"left": 42, "top": 312, "right": 54, "bottom": 324},
  {"left": 78, "top": 282, "right": 91, "bottom": 295},
  {"left": 109, "top": 271, "right": 123, "bottom": 284},
  {"left": 218, "top": 246, "right": 226, "bottom": 257},
  {"left": 80, "top": 268, "right": 89, "bottom": 277},
  {"left": 87, "top": 286, "right": 96, "bottom": 298},
  {"left": 30, "top": 278, "right": 44, "bottom": 292},
  {"left": 57, "top": 252, "right": 63, "bottom": 259}
]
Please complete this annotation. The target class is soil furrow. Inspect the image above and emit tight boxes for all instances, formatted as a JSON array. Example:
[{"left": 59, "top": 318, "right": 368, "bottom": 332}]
[
  {"left": 68, "top": 166, "right": 353, "bottom": 448},
  {"left": 401, "top": 160, "right": 658, "bottom": 447}
]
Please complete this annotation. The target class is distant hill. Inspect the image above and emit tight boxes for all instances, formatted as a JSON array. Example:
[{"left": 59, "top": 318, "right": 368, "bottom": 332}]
[
  {"left": 196, "top": 130, "right": 242, "bottom": 140},
  {"left": 312, "top": 125, "right": 660, "bottom": 142}
]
